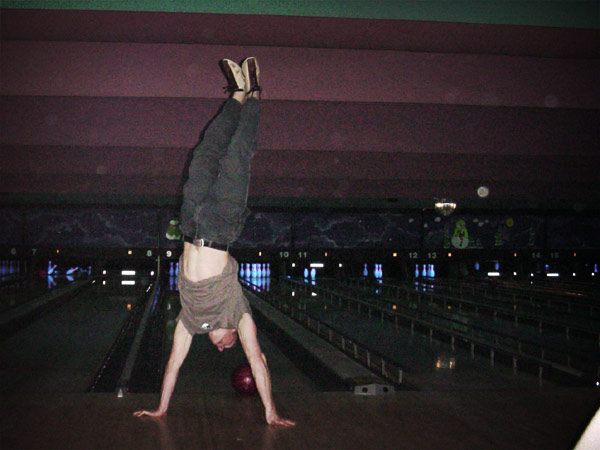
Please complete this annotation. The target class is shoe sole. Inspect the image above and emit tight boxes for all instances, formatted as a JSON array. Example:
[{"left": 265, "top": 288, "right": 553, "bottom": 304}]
[
  {"left": 242, "top": 58, "right": 260, "bottom": 93},
  {"left": 221, "top": 59, "right": 245, "bottom": 92}
]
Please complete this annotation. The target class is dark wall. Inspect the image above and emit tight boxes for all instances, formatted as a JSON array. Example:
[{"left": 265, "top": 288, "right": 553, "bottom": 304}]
[{"left": 2, "top": 207, "right": 598, "bottom": 250}]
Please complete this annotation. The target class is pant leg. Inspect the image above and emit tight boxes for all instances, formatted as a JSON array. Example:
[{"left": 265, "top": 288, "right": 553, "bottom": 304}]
[
  {"left": 180, "top": 99, "right": 243, "bottom": 237},
  {"left": 194, "top": 98, "right": 260, "bottom": 243}
]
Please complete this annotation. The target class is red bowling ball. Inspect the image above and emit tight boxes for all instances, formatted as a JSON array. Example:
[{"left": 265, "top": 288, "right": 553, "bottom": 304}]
[{"left": 231, "top": 363, "right": 256, "bottom": 396}]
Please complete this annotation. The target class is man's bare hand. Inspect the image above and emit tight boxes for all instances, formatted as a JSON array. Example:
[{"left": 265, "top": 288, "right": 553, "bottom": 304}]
[
  {"left": 133, "top": 409, "right": 166, "bottom": 418},
  {"left": 266, "top": 411, "right": 296, "bottom": 427}
]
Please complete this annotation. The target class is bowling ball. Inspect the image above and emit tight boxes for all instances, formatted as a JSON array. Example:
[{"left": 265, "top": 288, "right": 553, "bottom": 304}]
[{"left": 231, "top": 363, "right": 256, "bottom": 396}]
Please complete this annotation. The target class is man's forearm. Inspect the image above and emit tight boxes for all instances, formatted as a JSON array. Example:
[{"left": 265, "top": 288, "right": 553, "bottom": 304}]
[
  {"left": 248, "top": 353, "right": 276, "bottom": 417},
  {"left": 156, "top": 359, "right": 180, "bottom": 413}
]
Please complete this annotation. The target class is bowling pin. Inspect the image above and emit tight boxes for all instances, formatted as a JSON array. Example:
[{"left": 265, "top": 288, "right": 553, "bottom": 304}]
[
  {"left": 169, "top": 262, "right": 174, "bottom": 276},
  {"left": 310, "top": 268, "right": 316, "bottom": 279},
  {"left": 240, "top": 264, "right": 245, "bottom": 277},
  {"left": 415, "top": 264, "right": 420, "bottom": 278},
  {"left": 363, "top": 263, "right": 368, "bottom": 277},
  {"left": 303, "top": 268, "right": 309, "bottom": 279}
]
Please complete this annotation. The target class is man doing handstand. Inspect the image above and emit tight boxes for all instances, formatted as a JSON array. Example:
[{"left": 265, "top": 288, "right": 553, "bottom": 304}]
[{"left": 134, "top": 58, "right": 295, "bottom": 427}]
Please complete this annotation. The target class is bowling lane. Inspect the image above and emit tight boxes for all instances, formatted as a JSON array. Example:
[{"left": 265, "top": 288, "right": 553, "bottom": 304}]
[
  {"left": 160, "top": 289, "right": 322, "bottom": 395},
  {"left": 278, "top": 281, "right": 550, "bottom": 391},
  {"left": 0, "top": 273, "right": 76, "bottom": 314},
  {"left": 0, "top": 276, "right": 150, "bottom": 393}
]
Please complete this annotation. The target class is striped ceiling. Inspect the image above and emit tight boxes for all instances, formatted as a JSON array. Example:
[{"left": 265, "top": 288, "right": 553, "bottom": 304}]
[{"left": 1, "top": 1, "right": 598, "bottom": 211}]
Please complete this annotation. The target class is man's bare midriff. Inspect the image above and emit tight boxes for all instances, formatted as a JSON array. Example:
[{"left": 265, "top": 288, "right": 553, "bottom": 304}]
[{"left": 182, "top": 242, "right": 229, "bottom": 282}]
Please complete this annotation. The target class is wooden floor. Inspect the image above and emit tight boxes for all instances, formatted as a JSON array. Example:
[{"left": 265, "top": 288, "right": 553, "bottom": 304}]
[{"left": 2, "top": 388, "right": 598, "bottom": 449}]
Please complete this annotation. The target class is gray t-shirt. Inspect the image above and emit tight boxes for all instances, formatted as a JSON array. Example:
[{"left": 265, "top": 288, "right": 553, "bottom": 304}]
[{"left": 177, "top": 256, "right": 251, "bottom": 335}]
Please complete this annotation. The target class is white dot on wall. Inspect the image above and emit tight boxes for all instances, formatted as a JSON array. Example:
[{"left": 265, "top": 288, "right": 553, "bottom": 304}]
[
  {"left": 445, "top": 89, "right": 459, "bottom": 102},
  {"left": 96, "top": 165, "right": 107, "bottom": 175},
  {"left": 45, "top": 114, "right": 58, "bottom": 126},
  {"left": 330, "top": 132, "right": 343, "bottom": 145},
  {"left": 544, "top": 95, "right": 559, "bottom": 108},
  {"left": 185, "top": 64, "right": 199, "bottom": 77},
  {"left": 434, "top": 217, "right": 441, "bottom": 223}
]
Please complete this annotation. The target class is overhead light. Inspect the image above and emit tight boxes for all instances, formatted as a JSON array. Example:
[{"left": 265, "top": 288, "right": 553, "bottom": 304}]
[{"left": 435, "top": 199, "right": 457, "bottom": 216}]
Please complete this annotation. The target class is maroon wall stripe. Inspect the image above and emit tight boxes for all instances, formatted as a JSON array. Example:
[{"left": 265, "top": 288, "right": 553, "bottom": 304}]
[
  {"left": 2, "top": 9, "right": 597, "bottom": 58},
  {"left": 0, "top": 174, "right": 593, "bottom": 203},
  {"left": 2, "top": 97, "right": 597, "bottom": 154},
  {"left": 2, "top": 41, "right": 597, "bottom": 108},
  {"left": 2, "top": 145, "right": 597, "bottom": 184},
  {"left": 1, "top": 8, "right": 597, "bottom": 207}
]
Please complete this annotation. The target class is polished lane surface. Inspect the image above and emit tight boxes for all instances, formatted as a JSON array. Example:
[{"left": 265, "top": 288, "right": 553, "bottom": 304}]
[{"left": 0, "top": 276, "right": 146, "bottom": 393}]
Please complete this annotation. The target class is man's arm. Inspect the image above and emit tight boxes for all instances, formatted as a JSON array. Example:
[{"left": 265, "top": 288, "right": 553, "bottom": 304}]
[
  {"left": 133, "top": 320, "right": 193, "bottom": 417},
  {"left": 237, "top": 313, "right": 296, "bottom": 427}
]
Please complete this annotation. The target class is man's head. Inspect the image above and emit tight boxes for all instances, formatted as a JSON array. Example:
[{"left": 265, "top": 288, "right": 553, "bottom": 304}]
[{"left": 208, "top": 328, "right": 238, "bottom": 351}]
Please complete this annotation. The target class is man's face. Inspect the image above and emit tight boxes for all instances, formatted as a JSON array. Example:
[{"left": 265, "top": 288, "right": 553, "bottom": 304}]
[{"left": 208, "top": 328, "right": 238, "bottom": 351}]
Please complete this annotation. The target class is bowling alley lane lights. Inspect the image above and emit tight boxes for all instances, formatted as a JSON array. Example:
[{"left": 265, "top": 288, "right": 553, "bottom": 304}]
[{"left": 120, "top": 269, "right": 136, "bottom": 285}]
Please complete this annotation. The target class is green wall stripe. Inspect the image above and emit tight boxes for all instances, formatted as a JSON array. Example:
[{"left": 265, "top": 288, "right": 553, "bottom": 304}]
[{"left": 1, "top": 0, "right": 598, "bottom": 28}]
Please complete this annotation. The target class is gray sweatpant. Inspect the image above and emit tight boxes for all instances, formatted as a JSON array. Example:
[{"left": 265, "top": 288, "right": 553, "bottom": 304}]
[{"left": 179, "top": 98, "right": 260, "bottom": 244}]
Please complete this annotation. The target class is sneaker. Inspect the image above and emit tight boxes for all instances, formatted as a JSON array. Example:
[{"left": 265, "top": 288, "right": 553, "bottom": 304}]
[
  {"left": 242, "top": 57, "right": 261, "bottom": 95},
  {"left": 220, "top": 59, "right": 245, "bottom": 93}
]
